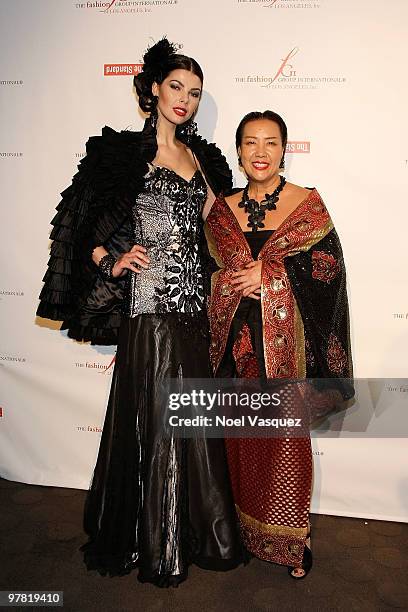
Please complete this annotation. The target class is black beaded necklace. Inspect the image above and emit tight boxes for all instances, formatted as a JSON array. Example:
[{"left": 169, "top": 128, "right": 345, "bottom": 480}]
[{"left": 238, "top": 175, "right": 287, "bottom": 232}]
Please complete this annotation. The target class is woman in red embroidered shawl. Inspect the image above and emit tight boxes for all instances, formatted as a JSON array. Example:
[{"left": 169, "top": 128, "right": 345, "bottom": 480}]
[{"left": 204, "top": 111, "right": 353, "bottom": 578}]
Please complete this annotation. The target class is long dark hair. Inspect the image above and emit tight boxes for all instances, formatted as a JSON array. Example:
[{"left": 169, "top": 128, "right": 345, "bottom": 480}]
[
  {"left": 134, "top": 38, "right": 203, "bottom": 113},
  {"left": 235, "top": 110, "right": 288, "bottom": 151}
]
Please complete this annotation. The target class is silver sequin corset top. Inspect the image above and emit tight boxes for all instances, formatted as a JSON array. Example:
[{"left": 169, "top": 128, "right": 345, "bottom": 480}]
[{"left": 126, "top": 164, "right": 208, "bottom": 317}]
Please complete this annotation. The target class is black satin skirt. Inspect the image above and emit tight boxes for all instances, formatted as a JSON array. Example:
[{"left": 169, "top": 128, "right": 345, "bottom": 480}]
[{"left": 81, "top": 313, "right": 244, "bottom": 587}]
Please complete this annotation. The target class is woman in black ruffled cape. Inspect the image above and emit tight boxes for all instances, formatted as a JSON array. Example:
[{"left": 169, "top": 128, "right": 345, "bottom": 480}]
[{"left": 37, "top": 39, "right": 244, "bottom": 587}]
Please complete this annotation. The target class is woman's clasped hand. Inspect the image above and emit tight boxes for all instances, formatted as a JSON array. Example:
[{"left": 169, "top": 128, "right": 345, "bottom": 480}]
[{"left": 230, "top": 260, "right": 262, "bottom": 298}]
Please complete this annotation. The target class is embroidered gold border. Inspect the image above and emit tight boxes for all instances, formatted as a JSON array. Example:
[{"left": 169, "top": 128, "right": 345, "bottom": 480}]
[
  {"left": 210, "top": 268, "right": 222, "bottom": 299},
  {"left": 236, "top": 505, "right": 308, "bottom": 538},
  {"left": 204, "top": 221, "right": 224, "bottom": 270},
  {"left": 295, "top": 218, "right": 334, "bottom": 254}
]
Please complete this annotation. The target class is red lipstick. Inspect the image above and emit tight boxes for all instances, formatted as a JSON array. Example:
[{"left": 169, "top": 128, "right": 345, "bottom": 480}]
[
  {"left": 173, "top": 107, "right": 187, "bottom": 117},
  {"left": 252, "top": 161, "right": 270, "bottom": 170}
]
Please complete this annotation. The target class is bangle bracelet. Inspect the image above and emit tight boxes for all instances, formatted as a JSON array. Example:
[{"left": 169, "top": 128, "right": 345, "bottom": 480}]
[{"left": 98, "top": 253, "right": 116, "bottom": 280}]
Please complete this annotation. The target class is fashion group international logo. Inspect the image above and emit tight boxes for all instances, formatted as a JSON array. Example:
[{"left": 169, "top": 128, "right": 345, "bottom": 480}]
[
  {"left": 393, "top": 312, "right": 408, "bottom": 320},
  {"left": 236, "top": 47, "right": 346, "bottom": 90},
  {"left": 237, "top": 0, "right": 321, "bottom": 8},
  {"left": 0, "top": 80, "right": 23, "bottom": 86},
  {"left": 0, "top": 289, "right": 24, "bottom": 303},
  {"left": 74, "top": 0, "right": 178, "bottom": 14},
  {"left": 77, "top": 424, "right": 103, "bottom": 433},
  {"left": 0, "top": 355, "right": 27, "bottom": 366},
  {"left": 75, "top": 355, "right": 115, "bottom": 374}
]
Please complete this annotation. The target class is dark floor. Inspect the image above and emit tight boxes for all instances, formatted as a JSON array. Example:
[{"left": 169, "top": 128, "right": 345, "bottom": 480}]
[{"left": 0, "top": 478, "right": 407, "bottom": 612}]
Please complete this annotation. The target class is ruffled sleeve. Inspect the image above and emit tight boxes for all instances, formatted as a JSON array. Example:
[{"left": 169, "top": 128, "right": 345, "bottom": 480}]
[
  {"left": 190, "top": 135, "right": 233, "bottom": 196},
  {"left": 36, "top": 125, "right": 156, "bottom": 345},
  {"left": 37, "top": 136, "right": 101, "bottom": 323}
]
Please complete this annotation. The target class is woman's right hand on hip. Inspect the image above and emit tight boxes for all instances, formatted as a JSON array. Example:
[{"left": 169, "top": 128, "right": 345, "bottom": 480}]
[{"left": 112, "top": 244, "right": 150, "bottom": 278}]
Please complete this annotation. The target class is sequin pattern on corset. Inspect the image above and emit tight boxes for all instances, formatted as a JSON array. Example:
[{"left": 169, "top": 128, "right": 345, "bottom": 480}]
[{"left": 126, "top": 164, "right": 208, "bottom": 316}]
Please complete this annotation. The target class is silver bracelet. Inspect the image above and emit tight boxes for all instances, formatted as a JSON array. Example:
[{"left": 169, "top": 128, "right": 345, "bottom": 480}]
[{"left": 98, "top": 253, "right": 116, "bottom": 280}]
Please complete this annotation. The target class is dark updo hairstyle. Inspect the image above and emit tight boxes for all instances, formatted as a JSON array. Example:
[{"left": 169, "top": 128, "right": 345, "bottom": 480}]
[
  {"left": 134, "top": 38, "right": 204, "bottom": 113},
  {"left": 235, "top": 110, "right": 288, "bottom": 167}
]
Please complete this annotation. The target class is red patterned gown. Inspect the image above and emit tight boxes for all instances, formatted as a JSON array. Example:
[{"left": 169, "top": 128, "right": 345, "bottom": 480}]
[{"left": 205, "top": 190, "right": 353, "bottom": 567}]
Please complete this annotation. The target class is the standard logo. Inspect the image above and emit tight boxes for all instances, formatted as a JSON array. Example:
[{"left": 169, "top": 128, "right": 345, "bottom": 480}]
[
  {"left": 286, "top": 141, "right": 310, "bottom": 154},
  {"left": 104, "top": 63, "right": 143, "bottom": 76}
]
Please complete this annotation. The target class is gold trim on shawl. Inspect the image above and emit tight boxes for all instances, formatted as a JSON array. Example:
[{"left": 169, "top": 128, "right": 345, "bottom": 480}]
[
  {"left": 293, "top": 218, "right": 334, "bottom": 256},
  {"left": 204, "top": 220, "right": 225, "bottom": 270},
  {"left": 294, "top": 301, "right": 306, "bottom": 378}
]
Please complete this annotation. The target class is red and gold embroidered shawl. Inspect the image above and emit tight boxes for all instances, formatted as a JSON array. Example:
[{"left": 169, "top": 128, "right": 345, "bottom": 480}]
[{"left": 205, "top": 189, "right": 353, "bottom": 390}]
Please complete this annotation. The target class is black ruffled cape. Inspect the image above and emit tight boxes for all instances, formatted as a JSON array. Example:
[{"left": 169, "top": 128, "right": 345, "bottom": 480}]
[{"left": 37, "top": 120, "right": 232, "bottom": 345}]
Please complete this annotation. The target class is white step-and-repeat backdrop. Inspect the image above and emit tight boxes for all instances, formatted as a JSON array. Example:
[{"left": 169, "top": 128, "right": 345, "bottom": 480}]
[{"left": 1, "top": 0, "right": 407, "bottom": 522}]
